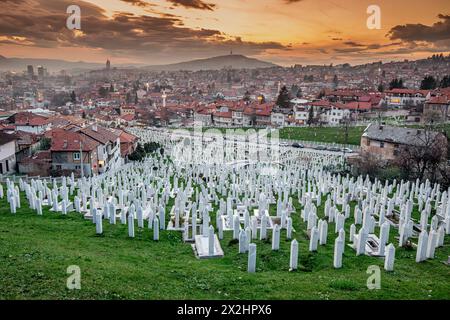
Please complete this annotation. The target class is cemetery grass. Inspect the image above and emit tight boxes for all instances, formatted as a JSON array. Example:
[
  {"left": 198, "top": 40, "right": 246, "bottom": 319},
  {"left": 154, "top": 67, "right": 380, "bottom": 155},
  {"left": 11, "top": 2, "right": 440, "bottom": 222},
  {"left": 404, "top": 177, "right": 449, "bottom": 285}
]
[{"left": 0, "top": 190, "right": 449, "bottom": 300}]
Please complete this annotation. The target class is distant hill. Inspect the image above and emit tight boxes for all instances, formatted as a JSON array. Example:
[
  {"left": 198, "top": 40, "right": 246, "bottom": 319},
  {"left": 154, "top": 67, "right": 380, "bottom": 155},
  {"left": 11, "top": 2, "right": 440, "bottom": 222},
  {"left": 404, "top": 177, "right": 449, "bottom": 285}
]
[
  {"left": 0, "top": 57, "right": 142, "bottom": 73},
  {"left": 142, "top": 54, "right": 278, "bottom": 71},
  {"left": 0, "top": 57, "right": 105, "bottom": 72}
]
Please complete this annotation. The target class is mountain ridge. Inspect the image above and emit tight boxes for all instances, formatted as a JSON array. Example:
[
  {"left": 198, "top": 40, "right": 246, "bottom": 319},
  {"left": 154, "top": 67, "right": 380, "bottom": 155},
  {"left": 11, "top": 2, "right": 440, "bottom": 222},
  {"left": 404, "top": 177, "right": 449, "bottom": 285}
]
[{"left": 142, "top": 54, "right": 278, "bottom": 71}]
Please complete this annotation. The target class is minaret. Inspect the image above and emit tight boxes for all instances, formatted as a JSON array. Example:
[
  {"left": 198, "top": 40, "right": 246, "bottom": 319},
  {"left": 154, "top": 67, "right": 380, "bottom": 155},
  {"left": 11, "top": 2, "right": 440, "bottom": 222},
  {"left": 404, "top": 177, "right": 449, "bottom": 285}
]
[
  {"left": 278, "top": 81, "right": 281, "bottom": 94},
  {"left": 162, "top": 89, "right": 167, "bottom": 108},
  {"left": 106, "top": 59, "right": 111, "bottom": 71}
]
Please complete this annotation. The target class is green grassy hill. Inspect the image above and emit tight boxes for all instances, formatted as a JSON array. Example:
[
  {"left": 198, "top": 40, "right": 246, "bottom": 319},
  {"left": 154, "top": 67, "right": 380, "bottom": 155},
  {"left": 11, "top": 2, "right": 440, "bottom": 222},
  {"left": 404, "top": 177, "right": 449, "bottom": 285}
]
[{"left": 1, "top": 189, "right": 449, "bottom": 300}]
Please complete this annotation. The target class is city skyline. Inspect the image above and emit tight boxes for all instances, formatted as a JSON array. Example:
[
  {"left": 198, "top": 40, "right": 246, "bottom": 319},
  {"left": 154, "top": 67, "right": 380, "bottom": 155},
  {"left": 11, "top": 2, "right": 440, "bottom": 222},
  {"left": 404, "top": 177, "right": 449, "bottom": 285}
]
[{"left": 0, "top": 0, "right": 449, "bottom": 66}]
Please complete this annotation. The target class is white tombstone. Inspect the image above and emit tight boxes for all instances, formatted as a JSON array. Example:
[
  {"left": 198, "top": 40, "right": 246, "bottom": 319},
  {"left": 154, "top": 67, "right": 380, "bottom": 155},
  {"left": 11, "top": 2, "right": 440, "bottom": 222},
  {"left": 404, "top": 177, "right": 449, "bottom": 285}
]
[
  {"left": 289, "top": 239, "right": 298, "bottom": 271},
  {"left": 378, "top": 221, "right": 390, "bottom": 256},
  {"left": 208, "top": 225, "right": 215, "bottom": 256},
  {"left": 356, "top": 227, "right": 368, "bottom": 256},
  {"left": 309, "top": 226, "right": 319, "bottom": 252},
  {"left": 36, "top": 198, "right": 42, "bottom": 216},
  {"left": 437, "top": 225, "right": 445, "bottom": 247},
  {"left": 286, "top": 217, "right": 293, "bottom": 240},
  {"left": 217, "top": 215, "right": 224, "bottom": 240},
  {"left": 95, "top": 210, "right": 103, "bottom": 235},
  {"left": 260, "top": 215, "right": 268, "bottom": 240},
  {"left": 128, "top": 213, "right": 135, "bottom": 238},
  {"left": 9, "top": 195, "right": 16, "bottom": 214},
  {"left": 349, "top": 224, "right": 356, "bottom": 243},
  {"left": 333, "top": 235, "right": 344, "bottom": 268},
  {"left": 233, "top": 215, "right": 240, "bottom": 240},
  {"left": 153, "top": 217, "right": 160, "bottom": 241},
  {"left": 251, "top": 216, "right": 258, "bottom": 240},
  {"left": 272, "top": 224, "right": 280, "bottom": 251},
  {"left": 319, "top": 220, "right": 328, "bottom": 245},
  {"left": 416, "top": 230, "right": 428, "bottom": 263},
  {"left": 426, "top": 230, "right": 438, "bottom": 259},
  {"left": 62, "top": 200, "right": 67, "bottom": 215},
  {"left": 384, "top": 244, "right": 395, "bottom": 271},
  {"left": 239, "top": 229, "right": 247, "bottom": 254},
  {"left": 248, "top": 243, "right": 257, "bottom": 273}
]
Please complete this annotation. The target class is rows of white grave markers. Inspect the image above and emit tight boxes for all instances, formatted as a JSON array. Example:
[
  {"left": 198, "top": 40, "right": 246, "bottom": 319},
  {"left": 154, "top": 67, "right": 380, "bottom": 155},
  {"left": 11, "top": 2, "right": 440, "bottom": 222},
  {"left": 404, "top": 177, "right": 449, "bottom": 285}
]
[{"left": 1, "top": 127, "right": 449, "bottom": 273}]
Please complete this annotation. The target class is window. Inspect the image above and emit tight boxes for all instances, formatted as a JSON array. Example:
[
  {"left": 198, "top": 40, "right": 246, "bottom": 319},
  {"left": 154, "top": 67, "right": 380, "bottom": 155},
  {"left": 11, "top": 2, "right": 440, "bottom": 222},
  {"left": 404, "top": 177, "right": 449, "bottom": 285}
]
[
  {"left": 73, "top": 152, "right": 81, "bottom": 160},
  {"left": 380, "top": 142, "right": 385, "bottom": 148}
]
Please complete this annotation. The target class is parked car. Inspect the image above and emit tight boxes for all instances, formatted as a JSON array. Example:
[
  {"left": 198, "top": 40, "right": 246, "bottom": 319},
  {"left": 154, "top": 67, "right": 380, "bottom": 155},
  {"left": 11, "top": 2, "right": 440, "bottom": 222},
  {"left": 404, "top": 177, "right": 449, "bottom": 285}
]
[
  {"left": 292, "top": 142, "right": 305, "bottom": 148},
  {"left": 342, "top": 147, "right": 354, "bottom": 153},
  {"left": 314, "top": 145, "right": 327, "bottom": 150},
  {"left": 327, "top": 146, "right": 341, "bottom": 152}
]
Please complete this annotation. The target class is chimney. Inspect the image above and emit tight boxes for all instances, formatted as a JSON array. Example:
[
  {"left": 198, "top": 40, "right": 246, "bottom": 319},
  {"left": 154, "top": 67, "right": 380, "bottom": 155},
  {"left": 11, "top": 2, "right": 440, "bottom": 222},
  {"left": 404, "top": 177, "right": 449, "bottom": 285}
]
[{"left": 92, "top": 124, "right": 97, "bottom": 132}]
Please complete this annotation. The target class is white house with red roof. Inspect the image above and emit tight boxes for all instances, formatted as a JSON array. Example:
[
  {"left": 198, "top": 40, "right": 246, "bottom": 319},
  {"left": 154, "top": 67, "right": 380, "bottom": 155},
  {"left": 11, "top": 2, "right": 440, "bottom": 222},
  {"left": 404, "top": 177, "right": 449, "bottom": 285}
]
[{"left": 385, "top": 89, "right": 431, "bottom": 107}]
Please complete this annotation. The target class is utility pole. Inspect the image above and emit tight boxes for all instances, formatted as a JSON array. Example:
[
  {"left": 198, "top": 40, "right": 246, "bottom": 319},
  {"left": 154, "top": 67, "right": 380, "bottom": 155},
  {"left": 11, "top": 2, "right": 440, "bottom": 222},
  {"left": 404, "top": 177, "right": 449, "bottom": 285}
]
[{"left": 80, "top": 140, "right": 84, "bottom": 178}]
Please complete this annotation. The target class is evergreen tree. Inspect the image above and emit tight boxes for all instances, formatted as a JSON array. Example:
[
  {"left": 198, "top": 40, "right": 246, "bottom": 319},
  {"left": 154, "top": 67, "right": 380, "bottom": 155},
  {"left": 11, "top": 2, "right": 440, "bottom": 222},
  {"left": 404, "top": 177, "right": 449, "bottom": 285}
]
[
  {"left": 333, "top": 75, "right": 339, "bottom": 89},
  {"left": 439, "top": 75, "right": 450, "bottom": 88},
  {"left": 70, "top": 91, "right": 76, "bottom": 103},
  {"left": 98, "top": 86, "right": 108, "bottom": 98},
  {"left": 243, "top": 90, "right": 251, "bottom": 102},
  {"left": 420, "top": 76, "right": 437, "bottom": 90},
  {"left": 377, "top": 83, "right": 384, "bottom": 92},
  {"left": 389, "top": 78, "right": 405, "bottom": 90},
  {"left": 276, "top": 86, "right": 291, "bottom": 108}
]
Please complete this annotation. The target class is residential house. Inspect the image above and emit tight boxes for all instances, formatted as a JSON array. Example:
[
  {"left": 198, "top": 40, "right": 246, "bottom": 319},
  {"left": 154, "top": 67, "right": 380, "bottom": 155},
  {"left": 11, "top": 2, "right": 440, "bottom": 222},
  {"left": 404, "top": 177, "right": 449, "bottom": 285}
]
[
  {"left": 78, "top": 124, "right": 122, "bottom": 173},
  {"left": 0, "top": 132, "right": 17, "bottom": 174},
  {"left": 8, "top": 112, "right": 50, "bottom": 134},
  {"left": 360, "top": 123, "right": 448, "bottom": 161},
  {"left": 385, "top": 89, "right": 431, "bottom": 107},
  {"left": 49, "top": 129, "right": 100, "bottom": 177},
  {"left": 423, "top": 94, "right": 450, "bottom": 122}
]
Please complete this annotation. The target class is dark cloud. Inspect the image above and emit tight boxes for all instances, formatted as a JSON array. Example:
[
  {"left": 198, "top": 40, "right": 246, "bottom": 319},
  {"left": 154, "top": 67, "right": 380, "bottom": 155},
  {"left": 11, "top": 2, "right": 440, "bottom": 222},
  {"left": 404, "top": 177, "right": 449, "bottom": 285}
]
[
  {"left": 343, "top": 41, "right": 365, "bottom": 47},
  {"left": 120, "top": 0, "right": 155, "bottom": 8},
  {"left": 387, "top": 14, "right": 450, "bottom": 43},
  {"left": 121, "top": 0, "right": 216, "bottom": 11},
  {"left": 166, "top": 0, "right": 216, "bottom": 11},
  {"left": 284, "top": 0, "right": 303, "bottom": 3},
  {"left": 0, "top": 0, "right": 288, "bottom": 62}
]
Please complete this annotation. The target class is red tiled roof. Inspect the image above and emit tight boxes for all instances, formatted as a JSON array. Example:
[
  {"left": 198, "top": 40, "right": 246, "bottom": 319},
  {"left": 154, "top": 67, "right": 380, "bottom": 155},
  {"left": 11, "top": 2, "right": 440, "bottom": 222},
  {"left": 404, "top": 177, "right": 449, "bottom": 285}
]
[
  {"left": 427, "top": 95, "right": 450, "bottom": 105},
  {"left": 48, "top": 129, "right": 99, "bottom": 152},
  {"left": 121, "top": 114, "right": 135, "bottom": 121},
  {"left": 385, "top": 89, "right": 430, "bottom": 96},
  {"left": 12, "top": 112, "right": 49, "bottom": 126}
]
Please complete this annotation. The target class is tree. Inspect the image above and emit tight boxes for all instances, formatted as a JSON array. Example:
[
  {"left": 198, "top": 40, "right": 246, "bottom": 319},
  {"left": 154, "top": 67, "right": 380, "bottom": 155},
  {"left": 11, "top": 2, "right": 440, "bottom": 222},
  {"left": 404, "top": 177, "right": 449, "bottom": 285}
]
[
  {"left": 396, "top": 128, "right": 448, "bottom": 182},
  {"left": 109, "top": 84, "right": 114, "bottom": 92},
  {"left": 38, "top": 137, "right": 51, "bottom": 150},
  {"left": 290, "top": 84, "right": 300, "bottom": 98},
  {"left": 389, "top": 78, "right": 405, "bottom": 90},
  {"left": 306, "top": 106, "right": 314, "bottom": 126},
  {"left": 333, "top": 75, "right": 339, "bottom": 89},
  {"left": 439, "top": 75, "right": 450, "bottom": 88},
  {"left": 98, "top": 87, "right": 108, "bottom": 98},
  {"left": 276, "top": 86, "right": 291, "bottom": 108},
  {"left": 70, "top": 91, "right": 76, "bottom": 103},
  {"left": 377, "top": 83, "right": 384, "bottom": 92},
  {"left": 420, "top": 76, "right": 437, "bottom": 90},
  {"left": 243, "top": 90, "right": 251, "bottom": 102}
]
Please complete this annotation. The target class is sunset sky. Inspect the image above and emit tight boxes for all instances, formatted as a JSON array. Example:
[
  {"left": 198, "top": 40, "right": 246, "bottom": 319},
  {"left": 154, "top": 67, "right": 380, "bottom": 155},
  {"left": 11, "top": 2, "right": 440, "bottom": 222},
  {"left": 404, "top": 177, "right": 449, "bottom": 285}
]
[{"left": 0, "top": 0, "right": 449, "bottom": 66}]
